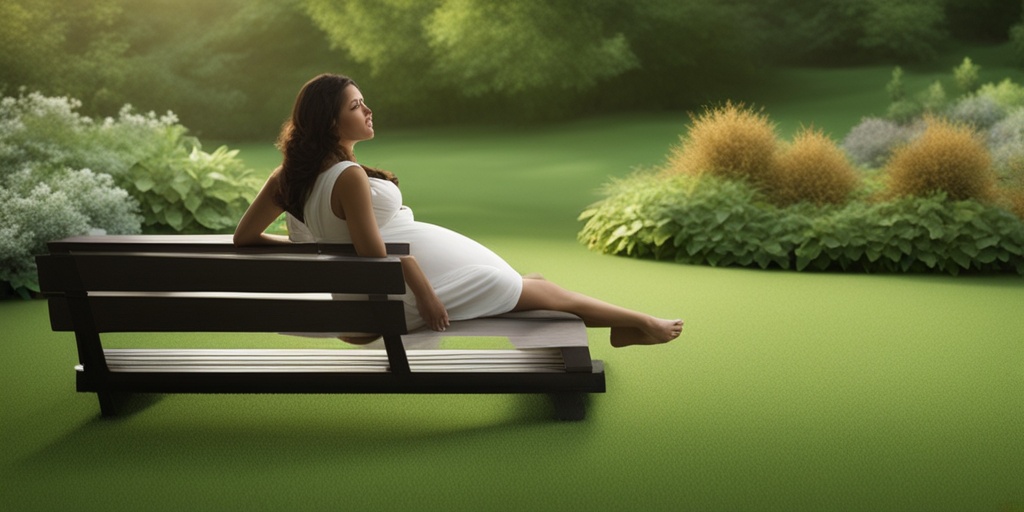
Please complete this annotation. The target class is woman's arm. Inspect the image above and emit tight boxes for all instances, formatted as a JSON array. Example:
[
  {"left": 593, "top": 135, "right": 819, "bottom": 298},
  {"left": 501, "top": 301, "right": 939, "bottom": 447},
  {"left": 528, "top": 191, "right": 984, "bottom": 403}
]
[
  {"left": 335, "top": 166, "right": 450, "bottom": 331},
  {"left": 234, "top": 167, "right": 292, "bottom": 246}
]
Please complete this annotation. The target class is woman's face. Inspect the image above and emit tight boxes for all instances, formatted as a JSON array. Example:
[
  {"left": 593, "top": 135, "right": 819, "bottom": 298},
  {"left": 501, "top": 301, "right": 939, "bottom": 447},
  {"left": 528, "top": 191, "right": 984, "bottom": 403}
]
[{"left": 336, "top": 84, "right": 374, "bottom": 145}]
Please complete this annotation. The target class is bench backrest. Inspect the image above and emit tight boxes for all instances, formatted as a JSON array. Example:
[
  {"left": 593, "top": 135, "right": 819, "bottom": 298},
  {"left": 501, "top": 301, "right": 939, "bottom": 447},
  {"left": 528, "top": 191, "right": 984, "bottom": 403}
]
[{"left": 37, "top": 235, "right": 410, "bottom": 335}]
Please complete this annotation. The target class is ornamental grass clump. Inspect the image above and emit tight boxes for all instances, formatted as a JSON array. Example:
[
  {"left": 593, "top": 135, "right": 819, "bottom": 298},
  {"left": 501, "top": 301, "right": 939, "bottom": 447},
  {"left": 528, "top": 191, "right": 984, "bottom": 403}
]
[
  {"left": 666, "top": 102, "right": 779, "bottom": 188},
  {"left": 886, "top": 117, "right": 996, "bottom": 201},
  {"left": 772, "top": 128, "right": 860, "bottom": 206}
]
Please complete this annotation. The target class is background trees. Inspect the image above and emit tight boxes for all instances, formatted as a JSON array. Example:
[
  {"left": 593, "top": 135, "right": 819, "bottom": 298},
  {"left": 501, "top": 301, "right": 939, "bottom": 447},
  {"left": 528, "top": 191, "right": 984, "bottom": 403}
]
[{"left": 1, "top": 0, "right": 1022, "bottom": 139}]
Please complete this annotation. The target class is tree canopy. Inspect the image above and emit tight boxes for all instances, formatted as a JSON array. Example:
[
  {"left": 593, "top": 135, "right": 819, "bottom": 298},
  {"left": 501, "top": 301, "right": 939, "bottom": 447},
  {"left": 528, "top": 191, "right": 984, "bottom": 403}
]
[{"left": 2, "top": 0, "right": 1021, "bottom": 138}]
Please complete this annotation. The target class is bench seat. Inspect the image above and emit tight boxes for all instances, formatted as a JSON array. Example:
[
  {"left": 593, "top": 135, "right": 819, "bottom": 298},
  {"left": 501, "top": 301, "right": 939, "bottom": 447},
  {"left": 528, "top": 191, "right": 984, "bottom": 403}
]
[{"left": 93, "top": 348, "right": 573, "bottom": 373}]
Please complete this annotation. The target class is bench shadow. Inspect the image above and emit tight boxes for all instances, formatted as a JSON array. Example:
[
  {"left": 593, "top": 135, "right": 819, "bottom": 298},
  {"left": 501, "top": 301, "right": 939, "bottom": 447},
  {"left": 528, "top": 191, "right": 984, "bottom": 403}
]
[
  {"left": 14, "top": 392, "right": 600, "bottom": 479},
  {"left": 95, "top": 392, "right": 165, "bottom": 418}
]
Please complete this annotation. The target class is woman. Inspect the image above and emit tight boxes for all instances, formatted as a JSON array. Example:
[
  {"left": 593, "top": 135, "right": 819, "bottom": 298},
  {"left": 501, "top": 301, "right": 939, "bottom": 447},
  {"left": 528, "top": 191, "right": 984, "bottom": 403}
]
[{"left": 234, "top": 74, "right": 683, "bottom": 347}]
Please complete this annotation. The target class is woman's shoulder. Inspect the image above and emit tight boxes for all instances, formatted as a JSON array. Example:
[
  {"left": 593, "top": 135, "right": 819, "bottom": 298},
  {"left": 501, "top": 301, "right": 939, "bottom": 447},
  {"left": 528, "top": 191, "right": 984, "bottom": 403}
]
[{"left": 324, "top": 160, "right": 362, "bottom": 175}]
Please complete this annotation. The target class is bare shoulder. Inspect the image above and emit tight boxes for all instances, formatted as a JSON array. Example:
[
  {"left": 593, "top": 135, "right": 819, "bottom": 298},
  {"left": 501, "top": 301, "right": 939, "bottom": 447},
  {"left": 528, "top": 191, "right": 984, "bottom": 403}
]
[
  {"left": 333, "top": 162, "right": 368, "bottom": 189},
  {"left": 330, "top": 162, "right": 370, "bottom": 219}
]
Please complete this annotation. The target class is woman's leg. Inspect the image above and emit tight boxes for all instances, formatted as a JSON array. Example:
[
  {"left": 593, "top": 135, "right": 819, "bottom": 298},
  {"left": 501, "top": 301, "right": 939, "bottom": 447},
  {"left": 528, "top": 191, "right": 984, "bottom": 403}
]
[{"left": 512, "top": 278, "right": 683, "bottom": 347}]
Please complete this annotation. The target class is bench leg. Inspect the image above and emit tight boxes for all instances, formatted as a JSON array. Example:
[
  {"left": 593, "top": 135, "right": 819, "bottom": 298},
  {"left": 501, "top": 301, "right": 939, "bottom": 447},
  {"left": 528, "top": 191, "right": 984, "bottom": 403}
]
[
  {"left": 549, "top": 393, "right": 587, "bottom": 421},
  {"left": 96, "top": 391, "right": 140, "bottom": 415},
  {"left": 97, "top": 391, "right": 123, "bottom": 417}
]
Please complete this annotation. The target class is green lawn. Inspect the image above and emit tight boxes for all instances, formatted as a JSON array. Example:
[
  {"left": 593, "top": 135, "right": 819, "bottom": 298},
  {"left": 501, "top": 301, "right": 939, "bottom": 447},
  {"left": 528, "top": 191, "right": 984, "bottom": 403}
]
[{"left": 3, "top": 56, "right": 1024, "bottom": 512}]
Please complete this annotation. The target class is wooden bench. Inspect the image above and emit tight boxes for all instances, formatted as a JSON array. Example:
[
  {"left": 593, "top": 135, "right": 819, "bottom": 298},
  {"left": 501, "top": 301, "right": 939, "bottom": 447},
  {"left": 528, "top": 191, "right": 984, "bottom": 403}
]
[{"left": 35, "top": 235, "right": 605, "bottom": 420}]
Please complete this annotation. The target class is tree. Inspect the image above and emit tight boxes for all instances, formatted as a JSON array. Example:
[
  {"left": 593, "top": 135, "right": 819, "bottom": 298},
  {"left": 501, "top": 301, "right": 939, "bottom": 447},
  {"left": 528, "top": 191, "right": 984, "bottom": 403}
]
[
  {"left": 858, "top": 0, "right": 946, "bottom": 61},
  {"left": 750, "top": 0, "right": 947, "bottom": 64},
  {"left": 0, "top": 0, "right": 128, "bottom": 113},
  {"left": 301, "top": 0, "right": 764, "bottom": 120},
  {"left": 303, "top": 0, "right": 637, "bottom": 98}
]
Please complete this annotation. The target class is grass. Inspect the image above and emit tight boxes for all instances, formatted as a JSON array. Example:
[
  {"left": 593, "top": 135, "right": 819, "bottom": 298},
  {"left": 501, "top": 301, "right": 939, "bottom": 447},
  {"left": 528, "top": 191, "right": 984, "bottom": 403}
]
[{"left": 3, "top": 47, "right": 1024, "bottom": 512}]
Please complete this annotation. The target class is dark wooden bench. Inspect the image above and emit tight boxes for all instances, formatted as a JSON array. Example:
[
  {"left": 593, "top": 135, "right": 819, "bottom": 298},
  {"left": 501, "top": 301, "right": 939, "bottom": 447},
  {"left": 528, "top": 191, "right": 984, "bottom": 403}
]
[{"left": 35, "top": 235, "right": 605, "bottom": 420}]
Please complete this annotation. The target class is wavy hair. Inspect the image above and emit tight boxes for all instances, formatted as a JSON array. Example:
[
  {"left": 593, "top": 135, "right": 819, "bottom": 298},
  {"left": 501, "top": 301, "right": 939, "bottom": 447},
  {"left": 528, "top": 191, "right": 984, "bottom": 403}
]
[{"left": 275, "top": 73, "right": 397, "bottom": 221}]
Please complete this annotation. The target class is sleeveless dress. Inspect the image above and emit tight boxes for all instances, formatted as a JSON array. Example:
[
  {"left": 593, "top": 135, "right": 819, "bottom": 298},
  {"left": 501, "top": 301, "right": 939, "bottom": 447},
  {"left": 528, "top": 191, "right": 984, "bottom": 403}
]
[{"left": 292, "top": 161, "right": 523, "bottom": 332}]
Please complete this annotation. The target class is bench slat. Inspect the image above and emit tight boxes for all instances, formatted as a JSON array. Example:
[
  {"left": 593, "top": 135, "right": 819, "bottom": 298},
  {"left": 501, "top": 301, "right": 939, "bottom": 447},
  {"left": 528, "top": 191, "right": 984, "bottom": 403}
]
[
  {"left": 89, "top": 348, "right": 568, "bottom": 373},
  {"left": 45, "top": 234, "right": 410, "bottom": 256},
  {"left": 37, "top": 252, "right": 406, "bottom": 294},
  {"left": 48, "top": 296, "right": 407, "bottom": 334}
]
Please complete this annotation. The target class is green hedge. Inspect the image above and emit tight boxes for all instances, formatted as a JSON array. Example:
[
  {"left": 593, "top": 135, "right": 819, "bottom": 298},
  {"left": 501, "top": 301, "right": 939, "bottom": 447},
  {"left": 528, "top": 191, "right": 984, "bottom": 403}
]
[{"left": 578, "top": 173, "right": 1024, "bottom": 275}]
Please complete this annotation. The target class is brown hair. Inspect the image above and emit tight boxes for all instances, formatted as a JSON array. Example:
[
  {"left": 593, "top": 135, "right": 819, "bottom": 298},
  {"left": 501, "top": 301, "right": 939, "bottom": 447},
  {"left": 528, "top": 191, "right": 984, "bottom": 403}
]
[{"left": 275, "top": 73, "right": 397, "bottom": 221}]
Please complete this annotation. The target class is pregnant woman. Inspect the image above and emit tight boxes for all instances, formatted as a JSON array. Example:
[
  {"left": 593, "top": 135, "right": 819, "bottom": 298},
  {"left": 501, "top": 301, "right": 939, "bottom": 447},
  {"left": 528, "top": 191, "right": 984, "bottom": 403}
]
[{"left": 234, "top": 74, "right": 683, "bottom": 347}]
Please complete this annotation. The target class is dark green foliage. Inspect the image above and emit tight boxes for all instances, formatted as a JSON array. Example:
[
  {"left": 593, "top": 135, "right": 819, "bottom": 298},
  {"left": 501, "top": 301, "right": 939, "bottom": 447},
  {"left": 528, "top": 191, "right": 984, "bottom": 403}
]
[
  {"left": 0, "top": 0, "right": 128, "bottom": 113},
  {"left": 579, "top": 173, "right": 1024, "bottom": 275}
]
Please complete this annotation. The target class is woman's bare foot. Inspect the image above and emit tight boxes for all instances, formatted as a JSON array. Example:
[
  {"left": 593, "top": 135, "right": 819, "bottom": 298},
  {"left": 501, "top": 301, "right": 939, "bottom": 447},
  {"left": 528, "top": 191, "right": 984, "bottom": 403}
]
[{"left": 610, "top": 318, "right": 683, "bottom": 347}]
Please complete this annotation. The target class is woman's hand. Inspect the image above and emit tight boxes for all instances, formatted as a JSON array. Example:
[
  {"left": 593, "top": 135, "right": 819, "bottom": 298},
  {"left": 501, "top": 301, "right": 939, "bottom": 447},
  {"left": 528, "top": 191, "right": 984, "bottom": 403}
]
[
  {"left": 417, "top": 291, "right": 450, "bottom": 332},
  {"left": 397, "top": 255, "right": 449, "bottom": 331}
]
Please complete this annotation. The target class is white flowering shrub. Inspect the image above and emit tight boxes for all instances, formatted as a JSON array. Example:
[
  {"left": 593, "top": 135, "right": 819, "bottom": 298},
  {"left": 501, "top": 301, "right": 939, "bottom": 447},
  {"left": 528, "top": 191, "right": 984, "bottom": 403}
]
[
  {"left": 0, "top": 167, "right": 142, "bottom": 295},
  {"left": 947, "top": 95, "right": 1007, "bottom": 130},
  {"left": 841, "top": 117, "right": 922, "bottom": 168},
  {"left": 1, "top": 90, "right": 258, "bottom": 295},
  {"left": 0, "top": 90, "right": 259, "bottom": 233},
  {"left": 988, "top": 108, "right": 1024, "bottom": 175}
]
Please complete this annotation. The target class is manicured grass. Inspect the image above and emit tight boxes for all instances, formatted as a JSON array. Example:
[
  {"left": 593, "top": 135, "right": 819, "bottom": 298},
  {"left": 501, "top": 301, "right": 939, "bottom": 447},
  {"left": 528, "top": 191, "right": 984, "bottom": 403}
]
[
  {"left": 2, "top": 249, "right": 1022, "bottom": 512},
  {"left": 3, "top": 49, "right": 1024, "bottom": 511}
]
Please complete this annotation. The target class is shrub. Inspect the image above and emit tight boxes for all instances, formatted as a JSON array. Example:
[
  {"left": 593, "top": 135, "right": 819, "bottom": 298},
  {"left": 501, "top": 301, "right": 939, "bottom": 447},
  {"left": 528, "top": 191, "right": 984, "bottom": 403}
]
[
  {"left": 772, "top": 128, "right": 859, "bottom": 206},
  {"left": 886, "top": 118, "right": 996, "bottom": 201},
  {"left": 952, "top": 57, "right": 980, "bottom": 95},
  {"left": 975, "top": 79, "right": 1024, "bottom": 110},
  {"left": 947, "top": 95, "right": 1007, "bottom": 130},
  {"left": 988, "top": 108, "right": 1024, "bottom": 174},
  {"left": 127, "top": 145, "right": 262, "bottom": 232},
  {"left": 578, "top": 173, "right": 1024, "bottom": 275},
  {"left": 1003, "top": 188, "right": 1024, "bottom": 219},
  {"left": 842, "top": 117, "right": 921, "bottom": 168},
  {"left": 578, "top": 173, "right": 803, "bottom": 268},
  {"left": 0, "top": 91, "right": 259, "bottom": 234},
  {"left": 887, "top": 99, "right": 924, "bottom": 124},
  {"left": 0, "top": 166, "right": 141, "bottom": 295},
  {"left": 0, "top": 92, "right": 177, "bottom": 182},
  {"left": 665, "top": 102, "right": 779, "bottom": 188},
  {"left": 886, "top": 66, "right": 906, "bottom": 103},
  {"left": 918, "top": 81, "right": 948, "bottom": 114}
]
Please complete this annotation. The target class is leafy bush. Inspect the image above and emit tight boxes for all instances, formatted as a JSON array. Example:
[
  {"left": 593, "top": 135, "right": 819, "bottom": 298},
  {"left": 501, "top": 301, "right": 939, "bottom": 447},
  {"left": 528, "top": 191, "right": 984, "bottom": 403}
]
[
  {"left": 578, "top": 173, "right": 1024, "bottom": 275},
  {"left": 127, "top": 145, "right": 262, "bottom": 232},
  {"left": 0, "top": 91, "right": 260, "bottom": 234},
  {"left": 578, "top": 173, "right": 804, "bottom": 268},
  {"left": 988, "top": 108, "right": 1024, "bottom": 174},
  {"left": 947, "top": 95, "right": 1008, "bottom": 130},
  {"left": 771, "top": 128, "right": 859, "bottom": 206},
  {"left": 0, "top": 167, "right": 141, "bottom": 295},
  {"left": 952, "top": 57, "right": 980, "bottom": 95},
  {"left": 885, "top": 67, "right": 906, "bottom": 102},
  {"left": 886, "top": 118, "right": 996, "bottom": 201},
  {"left": 666, "top": 102, "right": 779, "bottom": 187},
  {"left": 842, "top": 117, "right": 921, "bottom": 168},
  {"left": 0, "top": 92, "right": 177, "bottom": 181},
  {"left": 918, "top": 81, "right": 948, "bottom": 114},
  {"left": 975, "top": 79, "right": 1024, "bottom": 110},
  {"left": 886, "top": 99, "right": 925, "bottom": 124}
]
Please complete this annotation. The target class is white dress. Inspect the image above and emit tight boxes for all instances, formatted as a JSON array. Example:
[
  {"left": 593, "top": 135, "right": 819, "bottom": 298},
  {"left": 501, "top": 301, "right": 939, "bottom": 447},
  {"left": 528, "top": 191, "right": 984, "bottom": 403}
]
[{"left": 293, "top": 161, "right": 523, "bottom": 331}]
